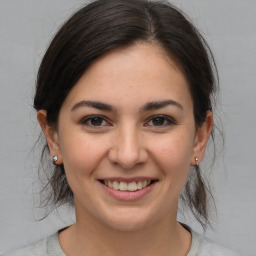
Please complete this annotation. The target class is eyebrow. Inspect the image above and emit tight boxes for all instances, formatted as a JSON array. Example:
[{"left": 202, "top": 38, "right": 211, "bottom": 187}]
[
  {"left": 140, "top": 100, "right": 183, "bottom": 112},
  {"left": 71, "top": 99, "right": 183, "bottom": 112},
  {"left": 71, "top": 101, "right": 116, "bottom": 112}
]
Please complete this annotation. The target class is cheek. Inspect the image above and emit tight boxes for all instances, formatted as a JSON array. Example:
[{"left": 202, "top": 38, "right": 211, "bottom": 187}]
[
  {"left": 151, "top": 130, "right": 194, "bottom": 177},
  {"left": 59, "top": 132, "right": 108, "bottom": 178}
]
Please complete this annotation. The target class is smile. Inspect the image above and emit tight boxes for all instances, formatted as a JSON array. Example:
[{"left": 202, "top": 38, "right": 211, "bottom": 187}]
[
  {"left": 98, "top": 178, "right": 158, "bottom": 201},
  {"left": 102, "top": 180, "right": 152, "bottom": 191}
]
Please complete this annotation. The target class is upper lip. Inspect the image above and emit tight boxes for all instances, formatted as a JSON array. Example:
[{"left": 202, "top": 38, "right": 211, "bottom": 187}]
[{"left": 98, "top": 177, "right": 158, "bottom": 183}]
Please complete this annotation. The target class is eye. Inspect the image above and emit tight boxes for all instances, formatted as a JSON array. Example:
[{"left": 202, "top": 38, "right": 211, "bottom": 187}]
[
  {"left": 145, "top": 115, "right": 175, "bottom": 127},
  {"left": 80, "top": 115, "right": 111, "bottom": 127}
]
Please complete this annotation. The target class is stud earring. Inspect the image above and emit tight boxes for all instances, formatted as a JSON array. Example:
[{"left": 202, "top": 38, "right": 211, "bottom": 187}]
[
  {"left": 52, "top": 155, "right": 58, "bottom": 165},
  {"left": 195, "top": 157, "right": 199, "bottom": 167}
]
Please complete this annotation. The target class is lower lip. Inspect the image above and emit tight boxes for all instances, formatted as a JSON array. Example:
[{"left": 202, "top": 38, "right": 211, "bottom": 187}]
[{"left": 99, "top": 181, "right": 156, "bottom": 201}]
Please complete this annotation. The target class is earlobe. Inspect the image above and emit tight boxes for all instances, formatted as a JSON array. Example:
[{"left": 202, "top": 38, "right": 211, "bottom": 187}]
[
  {"left": 37, "top": 110, "right": 62, "bottom": 164},
  {"left": 191, "top": 111, "right": 213, "bottom": 165}
]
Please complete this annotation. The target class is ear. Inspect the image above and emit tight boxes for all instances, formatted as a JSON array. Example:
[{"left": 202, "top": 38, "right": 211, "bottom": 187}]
[
  {"left": 190, "top": 111, "right": 213, "bottom": 166},
  {"left": 37, "top": 110, "right": 62, "bottom": 165}
]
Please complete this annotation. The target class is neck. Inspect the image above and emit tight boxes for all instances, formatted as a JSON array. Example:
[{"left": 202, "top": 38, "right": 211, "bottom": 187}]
[{"left": 59, "top": 208, "right": 191, "bottom": 256}]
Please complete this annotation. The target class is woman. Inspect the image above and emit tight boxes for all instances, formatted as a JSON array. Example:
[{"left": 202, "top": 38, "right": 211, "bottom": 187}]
[{"left": 3, "top": 0, "right": 241, "bottom": 255}]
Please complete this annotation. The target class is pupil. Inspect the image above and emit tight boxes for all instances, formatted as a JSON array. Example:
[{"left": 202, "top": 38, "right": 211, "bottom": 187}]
[
  {"left": 153, "top": 117, "right": 164, "bottom": 126},
  {"left": 91, "top": 117, "right": 102, "bottom": 126}
]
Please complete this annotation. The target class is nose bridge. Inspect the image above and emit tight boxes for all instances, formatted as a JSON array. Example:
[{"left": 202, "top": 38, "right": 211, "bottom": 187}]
[
  {"left": 120, "top": 124, "right": 139, "bottom": 154},
  {"left": 109, "top": 121, "right": 147, "bottom": 168}
]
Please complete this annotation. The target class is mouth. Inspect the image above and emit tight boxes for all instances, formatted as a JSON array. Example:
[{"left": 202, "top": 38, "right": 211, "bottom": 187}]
[{"left": 99, "top": 179, "right": 158, "bottom": 192}]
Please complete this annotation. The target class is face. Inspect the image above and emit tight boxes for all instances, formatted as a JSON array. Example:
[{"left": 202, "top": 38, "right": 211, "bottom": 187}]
[{"left": 39, "top": 43, "right": 212, "bottom": 231}]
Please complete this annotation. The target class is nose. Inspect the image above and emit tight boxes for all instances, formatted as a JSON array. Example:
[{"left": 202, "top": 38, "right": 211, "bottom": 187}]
[{"left": 108, "top": 124, "right": 148, "bottom": 169}]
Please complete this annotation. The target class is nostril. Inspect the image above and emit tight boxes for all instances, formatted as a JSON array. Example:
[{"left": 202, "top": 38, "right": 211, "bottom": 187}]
[{"left": 107, "top": 141, "right": 148, "bottom": 169}]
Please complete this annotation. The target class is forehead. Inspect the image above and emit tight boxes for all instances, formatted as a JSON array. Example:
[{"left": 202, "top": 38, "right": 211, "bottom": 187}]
[{"left": 61, "top": 43, "right": 192, "bottom": 111}]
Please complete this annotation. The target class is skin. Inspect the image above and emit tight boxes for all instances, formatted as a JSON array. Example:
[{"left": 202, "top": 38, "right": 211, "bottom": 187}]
[{"left": 38, "top": 43, "right": 212, "bottom": 256}]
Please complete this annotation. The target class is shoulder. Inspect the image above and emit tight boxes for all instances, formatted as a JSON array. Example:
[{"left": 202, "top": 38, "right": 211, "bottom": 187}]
[
  {"left": 191, "top": 230, "right": 242, "bottom": 256},
  {"left": 199, "top": 238, "right": 242, "bottom": 256},
  {"left": 1, "top": 238, "right": 47, "bottom": 256},
  {"left": 1, "top": 232, "right": 64, "bottom": 256}
]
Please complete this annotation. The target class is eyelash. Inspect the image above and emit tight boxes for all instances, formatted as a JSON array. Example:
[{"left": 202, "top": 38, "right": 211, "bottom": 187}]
[
  {"left": 80, "top": 115, "right": 111, "bottom": 128},
  {"left": 80, "top": 115, "right": 176, "bottom": 128},
  {"left": 145, "top": 115, "right": 176, "bottom": 127}
]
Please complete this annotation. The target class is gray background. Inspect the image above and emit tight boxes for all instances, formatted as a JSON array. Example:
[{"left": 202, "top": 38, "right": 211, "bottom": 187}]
[{"left": 0, "top": 1, "right": 255, "bottom": 255}]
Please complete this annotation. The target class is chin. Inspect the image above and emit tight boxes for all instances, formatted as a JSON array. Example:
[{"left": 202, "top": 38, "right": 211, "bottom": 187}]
[
  {"left": 98, "top": 207, "right": 160, "bottom": 232},
  {"left": 104, "top": 217, "right": 151, "bottom": 232}
]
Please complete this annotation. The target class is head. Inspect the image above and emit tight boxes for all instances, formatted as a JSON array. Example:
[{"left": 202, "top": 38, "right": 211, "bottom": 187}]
[{"left": 34, "top": 0, "right": 218, "bottom": 229}]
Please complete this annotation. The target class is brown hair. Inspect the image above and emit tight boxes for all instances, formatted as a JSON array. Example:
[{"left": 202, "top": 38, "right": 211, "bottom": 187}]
[{"left": 34, "top": 0, "right": 219, "bottom": 228}]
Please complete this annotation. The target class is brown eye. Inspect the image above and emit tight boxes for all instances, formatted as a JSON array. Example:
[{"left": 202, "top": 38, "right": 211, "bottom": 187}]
[
  {"left": 81, "top": 115, "right": 110, "bottom": 127},
  {"left": 145, "top": 115, "right": 175, "bottom": 127},
  {"left": 90, "top": 117, "right": 104, "bottom": 126},
  {"left": 152, "top": 116, "right": 165, "bottom": 126}
]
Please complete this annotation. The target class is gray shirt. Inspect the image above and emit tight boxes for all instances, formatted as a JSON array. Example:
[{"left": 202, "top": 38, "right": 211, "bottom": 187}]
[{"left": 1, "top": 229, "right": 241, "bottom": 256}]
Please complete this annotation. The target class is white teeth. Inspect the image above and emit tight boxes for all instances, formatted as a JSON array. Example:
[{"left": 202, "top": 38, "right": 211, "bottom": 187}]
[
  {"left": 103, "top": 180, "right": 153, "bottom": 191},
  {"left": 128, "top": 182, "right": 137, "bottom": 191},
  {"left": 107, "top": 180, "right": 113, "bottom": 188},
  {"left": 113, "top": 181, "right": 119, "bottom": 190},
  {"left": 119, "top": 181, "right": 128, "bottom": 191},
  {"left": 137, "top": 181, "right": 142, "bottom": 189},
  {"left": 142, "top": 180, "right": 148, "bottom": 188}
]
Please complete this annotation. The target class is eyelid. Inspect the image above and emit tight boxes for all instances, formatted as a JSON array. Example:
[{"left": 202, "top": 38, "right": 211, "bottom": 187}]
[
  {"left": 144, "top": 115, "right": 176, "bottom": 127},
  {"left": 80, "top": 115, "right": 112, "bottom": 127},
  {"left": 79, "top": 114, "right": 176, "bottom": 128}
]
